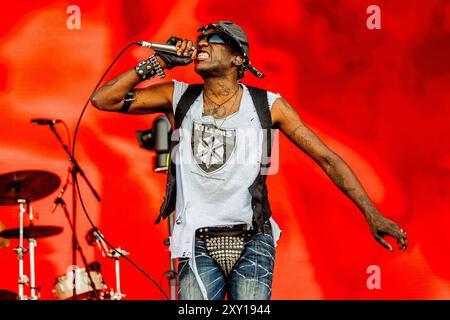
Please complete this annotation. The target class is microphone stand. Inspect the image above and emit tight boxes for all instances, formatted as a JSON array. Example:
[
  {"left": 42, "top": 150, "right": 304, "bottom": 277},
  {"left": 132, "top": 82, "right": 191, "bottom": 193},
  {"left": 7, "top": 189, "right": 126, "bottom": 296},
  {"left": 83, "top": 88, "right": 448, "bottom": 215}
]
[
  {"left": 164, "top": 213, "right": 177, "bottom": 300},
  {"left": 47, "top": 123, "right": 101, "bottom": 300},
  {"left": 57, "top": 198, "right": 100, "bottom": 299}
]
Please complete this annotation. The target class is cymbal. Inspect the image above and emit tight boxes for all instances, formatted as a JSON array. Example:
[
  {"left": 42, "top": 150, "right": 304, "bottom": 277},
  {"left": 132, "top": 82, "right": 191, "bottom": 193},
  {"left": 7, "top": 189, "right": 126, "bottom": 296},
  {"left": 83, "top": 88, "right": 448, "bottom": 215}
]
[
  {"left": 0, "top": 225, "right": 63, "bottom": 239},
  {"left": 0, "top": 170, "right": 61, "bottom": 205}
]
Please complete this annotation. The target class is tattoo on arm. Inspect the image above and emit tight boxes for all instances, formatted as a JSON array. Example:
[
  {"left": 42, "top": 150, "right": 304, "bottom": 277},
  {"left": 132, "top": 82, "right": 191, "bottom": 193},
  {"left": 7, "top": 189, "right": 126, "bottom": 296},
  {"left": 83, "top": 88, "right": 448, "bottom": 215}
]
[
  {"left": 324, "top": 155, "right": 380, "bottom": 219},
  {"left": 358, "top": 194, "right": 378, "bottom": 218},
  {"left": 277, "top": 99, "right": 314, "bottom": 149},
  {"left": 334, "top": 173, "right": 356, "bottom": 195},
  {"left": 324, "top": 156, "right": 336, "bottom": 171},
  {"left": 278, "top": 98, "right": 298, "bottom": 119},
  {"left": 299, "top": 134, "right": 312, "bottom": 148},
  {"left": 324, "top": 156, "right": 356, "bottom": 195},
  {"left": 289, "top": 125, "right": 302, "bottom": 137}
]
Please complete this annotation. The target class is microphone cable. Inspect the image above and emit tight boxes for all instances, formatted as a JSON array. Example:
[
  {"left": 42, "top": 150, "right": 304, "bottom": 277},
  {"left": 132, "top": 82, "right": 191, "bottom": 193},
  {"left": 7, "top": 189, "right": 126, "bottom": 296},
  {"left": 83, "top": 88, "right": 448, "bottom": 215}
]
[{"left": 69, "top": 41, "right": 170, "bottom": 300}]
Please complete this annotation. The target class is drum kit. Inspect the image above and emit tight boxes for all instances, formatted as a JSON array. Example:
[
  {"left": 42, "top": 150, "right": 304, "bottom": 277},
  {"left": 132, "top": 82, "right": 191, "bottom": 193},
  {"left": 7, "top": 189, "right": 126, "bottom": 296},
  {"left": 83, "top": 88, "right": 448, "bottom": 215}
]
[{"left": 0, "top": 170, "right": 128, "bottom": 300}]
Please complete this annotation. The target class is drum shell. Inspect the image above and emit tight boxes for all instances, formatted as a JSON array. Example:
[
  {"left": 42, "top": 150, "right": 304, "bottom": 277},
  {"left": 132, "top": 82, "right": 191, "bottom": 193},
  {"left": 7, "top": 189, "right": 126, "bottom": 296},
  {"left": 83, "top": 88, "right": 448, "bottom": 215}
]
[{"left": 52, "top": 267, "right": 107, "bottom": 300}]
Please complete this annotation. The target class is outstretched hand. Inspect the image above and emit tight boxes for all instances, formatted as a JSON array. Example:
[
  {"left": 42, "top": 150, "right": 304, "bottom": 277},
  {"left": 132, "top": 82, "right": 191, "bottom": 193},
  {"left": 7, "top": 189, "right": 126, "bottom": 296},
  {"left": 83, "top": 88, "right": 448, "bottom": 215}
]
[{"left": 369, "top": 216, "right": 408, "bottom": 251}]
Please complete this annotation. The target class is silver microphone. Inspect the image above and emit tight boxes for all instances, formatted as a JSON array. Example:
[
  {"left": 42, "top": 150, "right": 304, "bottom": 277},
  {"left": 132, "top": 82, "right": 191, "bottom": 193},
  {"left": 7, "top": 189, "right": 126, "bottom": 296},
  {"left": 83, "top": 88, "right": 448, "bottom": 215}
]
[{"left": 137, "top": 41, "right": 178, "bottom": 53}]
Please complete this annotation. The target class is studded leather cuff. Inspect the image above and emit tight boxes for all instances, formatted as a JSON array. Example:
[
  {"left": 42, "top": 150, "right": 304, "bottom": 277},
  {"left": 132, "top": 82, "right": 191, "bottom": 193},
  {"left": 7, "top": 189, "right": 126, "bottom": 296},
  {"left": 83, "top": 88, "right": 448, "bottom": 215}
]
[
  {"left": 149, "top": 54, "right": 166, "bottom": 79},
  {"left": 134, "top": 55, "right": 158, "bottom": 81}
]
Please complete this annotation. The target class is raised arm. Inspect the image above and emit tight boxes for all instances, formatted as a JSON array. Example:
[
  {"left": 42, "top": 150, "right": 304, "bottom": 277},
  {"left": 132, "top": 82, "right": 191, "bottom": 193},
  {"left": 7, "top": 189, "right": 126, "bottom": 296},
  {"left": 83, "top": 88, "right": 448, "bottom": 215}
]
[
  {"left": 91, "top": 37, "right": 197, "bottom": 115},
  {"left": 90, "top": 66, "right": 174, "bottom": 115},
  {"left": 271, "top": 98, "right": 408, "bottom": 251}
]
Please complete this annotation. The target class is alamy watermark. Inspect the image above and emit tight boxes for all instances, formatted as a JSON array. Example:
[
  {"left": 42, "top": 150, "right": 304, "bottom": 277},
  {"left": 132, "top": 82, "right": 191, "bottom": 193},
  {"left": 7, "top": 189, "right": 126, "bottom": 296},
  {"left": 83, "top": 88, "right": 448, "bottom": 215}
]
[
  {"left": 66, "top": 5, "right": 81, "bottom": 30},
  {"left": 367, "top": 5, "right": 381, "bottom": 30},
  {"left": 366, "top": 264, "right": 382, "bottom": 290}
]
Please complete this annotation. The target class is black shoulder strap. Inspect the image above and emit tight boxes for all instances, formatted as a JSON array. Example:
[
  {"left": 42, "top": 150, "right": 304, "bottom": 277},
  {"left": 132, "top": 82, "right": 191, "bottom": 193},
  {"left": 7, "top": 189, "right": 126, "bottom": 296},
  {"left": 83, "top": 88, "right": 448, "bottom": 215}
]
[
  {"left": 175, "top": 84, "right": 203, "bottom": 129},
  {"left": 246, "top": 85, "right": 272, "bottom": 165},
  {"left": 246, "top": 85, "right": 271, "bottom": 129}
]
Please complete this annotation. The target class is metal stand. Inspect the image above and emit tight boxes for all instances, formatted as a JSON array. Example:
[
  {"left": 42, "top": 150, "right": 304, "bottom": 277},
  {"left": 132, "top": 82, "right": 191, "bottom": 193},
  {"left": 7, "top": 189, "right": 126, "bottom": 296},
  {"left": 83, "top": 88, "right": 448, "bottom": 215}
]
[
  {"left": 58, "top": 198, "right": 100, "bottom": 299},
  {"left": 28, "top": 238, "right": 37, "bottom": 300},
  {"left": 13, "top": 201, "right": 39, "bottom": 300},
  {"left": 46, "top": 122, "right": 101, "bottom": 300},
  {"left": 86, "top": 228, "right": 128, "bottom": 300},
  {"left": 163, "top": 213, "right": 177, "bottom": 300},
  {"left": 168, "top": 213, "right": 177, "bottom": 301},
  {"left": 107, "top": 248, "right": 129, "bottom": 300},
  {"left": 28, "top": 205, "right": 37, "bottom": 300},
  {"left": 13, "top": 200, "right": 28, "bottom": 300}
]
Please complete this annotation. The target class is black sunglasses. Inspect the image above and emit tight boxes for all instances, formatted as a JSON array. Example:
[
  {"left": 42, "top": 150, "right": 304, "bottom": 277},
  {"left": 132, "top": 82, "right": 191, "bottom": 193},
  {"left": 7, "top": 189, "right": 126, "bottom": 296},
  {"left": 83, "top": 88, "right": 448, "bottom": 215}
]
[{"left": 196, "top": 32, "right": 235, "bottom": 46}]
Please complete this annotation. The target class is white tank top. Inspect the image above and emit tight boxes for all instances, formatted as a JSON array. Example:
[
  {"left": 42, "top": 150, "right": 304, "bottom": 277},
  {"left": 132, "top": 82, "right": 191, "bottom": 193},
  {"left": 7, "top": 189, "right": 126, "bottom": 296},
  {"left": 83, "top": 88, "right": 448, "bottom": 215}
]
[{"left": 169, "top": 80, "right": 282, "bottom": 258}]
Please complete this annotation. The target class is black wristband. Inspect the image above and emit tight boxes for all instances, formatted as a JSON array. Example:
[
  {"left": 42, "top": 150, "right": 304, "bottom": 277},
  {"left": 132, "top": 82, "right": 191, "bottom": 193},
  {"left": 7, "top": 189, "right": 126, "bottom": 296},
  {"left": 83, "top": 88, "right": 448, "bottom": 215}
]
[
  {"left": 149, "top": 55, "right": 165, "bottom": 79},
  {"left": 134, "top": 57, "right": 157, "bottom": 81},
  {"left": 118, "top": 91, "right": 136, "bottom": 114}
]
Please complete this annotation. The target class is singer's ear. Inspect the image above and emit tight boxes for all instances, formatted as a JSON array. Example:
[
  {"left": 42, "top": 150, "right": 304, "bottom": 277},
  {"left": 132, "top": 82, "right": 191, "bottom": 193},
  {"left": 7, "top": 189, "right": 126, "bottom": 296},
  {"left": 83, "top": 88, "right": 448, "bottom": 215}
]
[{"left": 233, "top": 55, "right": 244, "bottom": 66}]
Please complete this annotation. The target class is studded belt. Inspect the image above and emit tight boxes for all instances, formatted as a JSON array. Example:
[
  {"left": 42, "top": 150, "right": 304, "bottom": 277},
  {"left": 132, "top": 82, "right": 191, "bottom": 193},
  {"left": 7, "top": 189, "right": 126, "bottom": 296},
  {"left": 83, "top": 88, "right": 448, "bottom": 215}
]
[{"left": 195, "top": 222, "right": 271, "bottom": 277}]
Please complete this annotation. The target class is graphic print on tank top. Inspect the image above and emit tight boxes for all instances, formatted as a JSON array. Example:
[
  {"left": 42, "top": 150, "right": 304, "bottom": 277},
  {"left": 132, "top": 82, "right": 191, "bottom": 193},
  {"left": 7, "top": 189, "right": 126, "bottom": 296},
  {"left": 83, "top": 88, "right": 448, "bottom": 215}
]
[{"left": 191, "top": 120, "right": 237, "bottom": 174}]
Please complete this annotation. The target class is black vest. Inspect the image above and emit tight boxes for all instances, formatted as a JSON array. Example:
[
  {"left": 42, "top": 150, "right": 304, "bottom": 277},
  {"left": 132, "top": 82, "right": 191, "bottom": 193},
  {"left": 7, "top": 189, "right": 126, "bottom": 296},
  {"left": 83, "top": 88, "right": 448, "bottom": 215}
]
[{"left": 155, "top": 84, "right": 273, "bottom": 232}]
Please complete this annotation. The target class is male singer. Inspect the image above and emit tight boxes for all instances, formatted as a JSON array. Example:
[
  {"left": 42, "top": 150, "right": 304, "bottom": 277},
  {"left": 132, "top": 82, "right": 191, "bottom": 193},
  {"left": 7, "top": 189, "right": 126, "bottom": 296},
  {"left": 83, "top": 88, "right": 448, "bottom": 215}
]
[{"left": 91, "top": 21, "right": 407, "bottom": 300}]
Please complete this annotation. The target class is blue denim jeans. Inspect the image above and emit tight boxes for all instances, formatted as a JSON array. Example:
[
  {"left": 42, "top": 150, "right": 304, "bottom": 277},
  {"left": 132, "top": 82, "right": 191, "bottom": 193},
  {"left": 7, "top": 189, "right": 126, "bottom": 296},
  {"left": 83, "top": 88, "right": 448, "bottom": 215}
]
[{"left": 177, "top": 232, "right": 275, "bottom": 300}]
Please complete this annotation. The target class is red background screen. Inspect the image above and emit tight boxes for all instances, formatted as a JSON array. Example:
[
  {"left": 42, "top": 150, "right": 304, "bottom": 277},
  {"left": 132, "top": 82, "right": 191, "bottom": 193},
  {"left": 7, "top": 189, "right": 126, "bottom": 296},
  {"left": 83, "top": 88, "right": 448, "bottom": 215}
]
[{"left": 0, "top": 0, "right": 449, "bottom": 299}]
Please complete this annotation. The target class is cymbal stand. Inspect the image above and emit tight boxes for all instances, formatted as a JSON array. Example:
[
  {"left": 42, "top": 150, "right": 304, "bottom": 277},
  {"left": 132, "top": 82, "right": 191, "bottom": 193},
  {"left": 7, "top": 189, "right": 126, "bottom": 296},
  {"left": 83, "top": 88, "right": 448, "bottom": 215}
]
[
  {"left": 107, "top": 248, "right": 129, "bottom": 300},
  {"left": 28, "top": 205, "right": 38, "bottom": 300},
  {"left": 13, "top": 199, "right": 28, "bottom": 300}
]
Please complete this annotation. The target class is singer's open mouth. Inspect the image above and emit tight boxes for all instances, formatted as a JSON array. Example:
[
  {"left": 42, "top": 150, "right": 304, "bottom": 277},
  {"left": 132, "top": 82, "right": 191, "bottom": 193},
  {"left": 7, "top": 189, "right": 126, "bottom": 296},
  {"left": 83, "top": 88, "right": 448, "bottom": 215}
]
[{"left": 196, "top": 51, "right": 210, "bottom": 62}]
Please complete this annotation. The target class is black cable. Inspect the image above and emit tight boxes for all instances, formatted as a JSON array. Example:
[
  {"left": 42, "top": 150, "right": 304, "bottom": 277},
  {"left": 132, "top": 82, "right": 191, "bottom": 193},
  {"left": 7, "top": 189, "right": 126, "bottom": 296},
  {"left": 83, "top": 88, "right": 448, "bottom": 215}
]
[
  {"left": 159, "top": 272, "right": 167, "bottom": 300},
  {"left": 61, "top": 122, "right": 72, "bottom": 193},
  {"left": 62, "top": 121, "right": 72, "bottom": 153},
  {"left": 72, "top": 42, "right": 137, "bottom": 154},
  {"left": 70, "top": 42, "right": 170, "bottom": 300}
]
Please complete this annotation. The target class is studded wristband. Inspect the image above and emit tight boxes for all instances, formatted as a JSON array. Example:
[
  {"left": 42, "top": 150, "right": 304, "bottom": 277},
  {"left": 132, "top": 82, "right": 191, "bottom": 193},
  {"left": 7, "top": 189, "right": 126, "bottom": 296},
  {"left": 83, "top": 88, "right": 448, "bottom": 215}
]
[
  {"left": 149, "top": 54, "right": 166, "bottom": 79},
  {"left": 134, "top": 54, "right": 165, "bottom": 81},
  {"left": 134, "top": 56, "right": 157, "bottom": 81}
]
